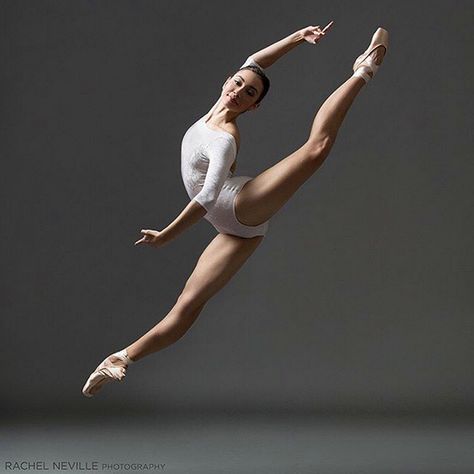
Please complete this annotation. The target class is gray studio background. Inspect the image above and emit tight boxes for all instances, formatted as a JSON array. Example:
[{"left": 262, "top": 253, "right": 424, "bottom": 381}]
[{"left": 1, "top": 0, "right": 472, "bottom": 417}]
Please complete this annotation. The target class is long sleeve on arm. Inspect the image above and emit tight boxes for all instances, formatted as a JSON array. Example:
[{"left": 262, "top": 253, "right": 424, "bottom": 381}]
[
  {"left": 192, "top": 136, "right": 236, "bottom": 212},
  {"left": 241, "top": 55, "right": 266, "bottom": 72}
]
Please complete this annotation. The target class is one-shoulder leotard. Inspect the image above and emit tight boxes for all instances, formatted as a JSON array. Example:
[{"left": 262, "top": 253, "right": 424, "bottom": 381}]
[{"left": 180, "top": 56, "right": 270, "bottom": 238}]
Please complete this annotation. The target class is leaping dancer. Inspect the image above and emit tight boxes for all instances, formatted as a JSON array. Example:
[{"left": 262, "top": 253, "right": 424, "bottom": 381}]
[{"left": 82, "top": 22, "right": 389, "bottom": 397}]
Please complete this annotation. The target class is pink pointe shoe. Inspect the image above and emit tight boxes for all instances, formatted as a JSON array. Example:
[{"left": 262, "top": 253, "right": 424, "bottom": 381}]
[
  {"left": 82, "top": 349, "right": 134, "bottom": 398},
  {"left": 353, "top": 27, "right": 389, "bottom": 83}
]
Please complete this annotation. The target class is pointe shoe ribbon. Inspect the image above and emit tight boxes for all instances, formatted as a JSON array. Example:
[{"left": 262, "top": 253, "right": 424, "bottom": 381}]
[{"left": 353, "top": 27, "right": 389, "bottom": 82}]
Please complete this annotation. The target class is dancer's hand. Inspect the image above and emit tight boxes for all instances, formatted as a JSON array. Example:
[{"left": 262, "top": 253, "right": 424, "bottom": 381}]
[
  {"left": 299, "top": 21, "right": 334, "bottom": 44},
  {"left": 134, "top": 229, "right": 167, "bottom": 248}
]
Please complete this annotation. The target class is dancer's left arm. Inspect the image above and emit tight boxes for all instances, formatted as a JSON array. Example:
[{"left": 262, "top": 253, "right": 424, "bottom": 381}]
[{"left": 249, "top": 23, "right": 333, "bottom": 69}]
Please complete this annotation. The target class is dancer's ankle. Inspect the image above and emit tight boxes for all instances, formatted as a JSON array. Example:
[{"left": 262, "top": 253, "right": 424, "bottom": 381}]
[
  {"left": 352, "top": 67, "right": 372, "bottom": 84},
  {"left": 116, "top": 348, "right": 135, "bottom": 365}
]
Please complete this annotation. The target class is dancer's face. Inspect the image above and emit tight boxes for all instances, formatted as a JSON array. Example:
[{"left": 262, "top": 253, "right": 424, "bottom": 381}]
[{"left": 221, "top": 70, "right": 263, "bottom": 113}]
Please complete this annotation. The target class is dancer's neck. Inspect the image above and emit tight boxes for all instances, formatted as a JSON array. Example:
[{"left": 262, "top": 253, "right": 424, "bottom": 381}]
[{"left": 206, "top": 98, "right": 240, "bottom": 126}]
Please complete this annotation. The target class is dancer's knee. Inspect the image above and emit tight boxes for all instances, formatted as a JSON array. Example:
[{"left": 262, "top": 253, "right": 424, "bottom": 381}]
[{"left": 176, "top": 288, "right": 207, "bottom": 314}]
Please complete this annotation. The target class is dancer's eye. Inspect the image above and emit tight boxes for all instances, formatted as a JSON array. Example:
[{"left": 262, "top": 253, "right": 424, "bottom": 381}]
[{"left": 234, "top": 79, "right": 255, "bottom": 97}]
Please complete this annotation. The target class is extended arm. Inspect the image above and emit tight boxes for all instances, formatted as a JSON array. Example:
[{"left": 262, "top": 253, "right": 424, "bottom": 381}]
[
  {"left": 160, "top": 199, "right": 207, "bottom": 242},
  {"left": 135, "top": 136, "right": 235, "bottom": 247},
  {"left": 249, "top": 23, "right": 332, "bottom": 69},
  {"left": 134, "top": 200, "right": 206, "bottom": 248},
  {"left": 161, "top": 136, "right": 235, "bottom": 242}
]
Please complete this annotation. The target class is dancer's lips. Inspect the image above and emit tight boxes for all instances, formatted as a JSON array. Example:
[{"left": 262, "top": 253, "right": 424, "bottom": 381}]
[{"left": 228, "top": 94, "right": 238, "bottom": 105}]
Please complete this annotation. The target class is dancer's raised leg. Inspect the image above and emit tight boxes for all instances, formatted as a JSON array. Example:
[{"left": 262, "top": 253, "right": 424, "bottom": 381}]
[{"left": 234, "top": 29, "right": 388, "bottom": 227}]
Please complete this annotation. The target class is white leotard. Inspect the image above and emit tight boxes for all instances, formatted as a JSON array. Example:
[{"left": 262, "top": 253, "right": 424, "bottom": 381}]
[
  {"left": 180, "top": 56, "right": 270, "bottom": 238},
  {"left": 181, "top": 122, "right": 237, "bottom": 212}
]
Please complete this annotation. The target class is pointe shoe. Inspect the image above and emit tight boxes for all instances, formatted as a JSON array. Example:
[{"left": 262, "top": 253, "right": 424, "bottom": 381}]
[
  {"left": 82, "top": 349, "right": 132, "bottom": 398},
  {"left": 353, "top": 27, "right": 389, "bottom": 83}
]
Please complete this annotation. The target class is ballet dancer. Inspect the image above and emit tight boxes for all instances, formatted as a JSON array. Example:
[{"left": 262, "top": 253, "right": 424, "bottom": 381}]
[{"left": 82, "top": 23, "right": 389, "bottom": 397}]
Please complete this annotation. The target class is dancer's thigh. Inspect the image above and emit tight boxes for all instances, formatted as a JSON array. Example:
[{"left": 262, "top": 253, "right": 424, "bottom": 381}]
[
  {"left": 235, "top": 140, "right": 331, "bottom": 226},
  {"left": 181, "top": 232, "right": 263, "bottom": 307}
]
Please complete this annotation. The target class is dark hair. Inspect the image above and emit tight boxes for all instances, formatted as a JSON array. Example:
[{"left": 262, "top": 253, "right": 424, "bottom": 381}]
[{"left": 235, "top": 65, "right": 270, "bottom": 104}]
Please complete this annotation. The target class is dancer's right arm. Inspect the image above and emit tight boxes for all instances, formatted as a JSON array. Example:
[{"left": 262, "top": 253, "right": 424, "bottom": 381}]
[
  {"left": 155, "top": 137, "right": 233, "bottom": 244},
  {"left": 135, "top": 136, "right": 235, "bottom": 248},
  {"left": 191, "top": 136, "right": 235, "bottom": 211},
  {"left": 134, "top": 200, "right": 206, "bottom": 248},
  {"left": 248, "top": 23, "right": 332, "bottom": 69}
]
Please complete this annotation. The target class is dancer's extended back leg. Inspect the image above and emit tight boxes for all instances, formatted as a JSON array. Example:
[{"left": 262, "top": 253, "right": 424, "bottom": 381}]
[
  {"left": 82, "top": 232, "right": 263, "bottom": 396},
  {"left": 125, "top": 232, "right": 264, "bottom": 361}
]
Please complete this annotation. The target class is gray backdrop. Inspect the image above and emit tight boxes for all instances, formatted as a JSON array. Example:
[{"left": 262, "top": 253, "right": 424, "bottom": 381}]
[{"left": 1, "top": 0, "right": 473, "bottom": 416}]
